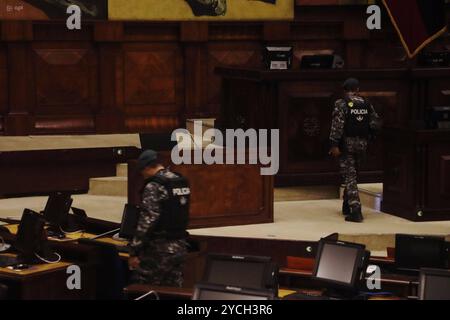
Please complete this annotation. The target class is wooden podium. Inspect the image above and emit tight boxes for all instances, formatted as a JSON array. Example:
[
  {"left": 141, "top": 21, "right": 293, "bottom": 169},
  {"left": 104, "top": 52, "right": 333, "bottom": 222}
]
[{"left": 128, "top": 149, "right": 274, "bottom": 229}]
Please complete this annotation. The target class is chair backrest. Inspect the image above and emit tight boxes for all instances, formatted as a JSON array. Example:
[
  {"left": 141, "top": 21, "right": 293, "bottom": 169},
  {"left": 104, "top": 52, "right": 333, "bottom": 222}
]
[{"left": 78, "top": 238, "right": 125, "bottom": 300}]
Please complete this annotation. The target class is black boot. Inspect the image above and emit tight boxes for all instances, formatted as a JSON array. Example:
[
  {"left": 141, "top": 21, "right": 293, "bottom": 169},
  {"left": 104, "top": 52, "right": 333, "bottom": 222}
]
[
  {"left": 345, "top": 207, "right": 364, "bottom": 223},
  {"left": 342, "top": 200, "right": 351, "bottom": 216}
]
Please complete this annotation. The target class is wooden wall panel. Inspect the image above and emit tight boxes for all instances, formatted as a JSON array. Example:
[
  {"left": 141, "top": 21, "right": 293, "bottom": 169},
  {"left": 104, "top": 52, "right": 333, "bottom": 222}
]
[
  {"left": 382, "top": 141, "right": 415, "bottom": 213},
  {"left": 4, "top": 42, "right": 33, "bottom": 135},
  {"left": 0, "top": 5, "right": 448, "bottom": 136},
  {"left": 0, "top": 44, "right": 7, "bottom": 134},
  {"left": 206, "top": 42, "right": 262, "bottom": 116},
  {"left": 383, "top": 128, "right": 450, "bottom": 221},
  {"left": 120, "top": 43, "right": 184, "bottom": 133},
  {"left": 279, "top": 82, "right": 338, "bottom": 175},
  {"left": 31, "top": 43, "right": 98, "bottom": 134}
]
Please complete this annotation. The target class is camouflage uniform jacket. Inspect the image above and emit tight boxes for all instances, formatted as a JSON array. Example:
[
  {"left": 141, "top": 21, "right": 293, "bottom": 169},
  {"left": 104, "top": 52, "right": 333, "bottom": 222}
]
[
  {"left": 329, "top": 95, "right": 381, "bottom": 149},
  {"left": 129, "top": 168, "right": 187, "bottom": 258}
]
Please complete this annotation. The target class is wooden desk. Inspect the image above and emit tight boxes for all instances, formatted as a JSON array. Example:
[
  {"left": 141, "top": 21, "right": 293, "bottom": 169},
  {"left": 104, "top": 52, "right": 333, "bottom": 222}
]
[
  {"left": 215, "top": 67, "right": 411, "bottom": 186},
  {"left": 0, "top": 224, "right": 116, "bottom": 244},
  {"left": 0, "top": 145, "right": 140, "bottom": 197},
  {"left": 125, "top": 285, "right": 299, "bottom": 300},
  {"left": 128, "top": 151, "right": 274, "bottom": 229},
  {"left": 125, "top": 284, "right": 194, "bottom": 300},
  {"left": 0, "top": 254, "right": 95, "bottom": 300},
  {"left": 0, "top": 218, "right": 206, "bottom": 298},
  {"left": 1, "top": 222, "right": 134, "bottom": 263},
  {"left": 216, "top": 66, "right": 450, "bottom": 187},
  {"left": 0, "top": 255, "right": 70, "bottom": 278},
  {"left": 279, "top": 267, "right": 417, "bottom": 298}
]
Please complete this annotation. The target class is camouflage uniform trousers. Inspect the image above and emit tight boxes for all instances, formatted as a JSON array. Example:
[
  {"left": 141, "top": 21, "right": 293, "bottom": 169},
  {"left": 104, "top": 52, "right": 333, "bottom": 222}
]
[
  {"left": 339, "top": 137, "right": 368, "bottom": 212},
  {"left": 131, "top": 239, "right": 188, "bottom": 287}
]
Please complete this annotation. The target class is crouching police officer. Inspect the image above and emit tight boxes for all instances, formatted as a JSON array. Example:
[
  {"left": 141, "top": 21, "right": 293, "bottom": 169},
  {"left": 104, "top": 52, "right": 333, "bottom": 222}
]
[
  {"left": 128, "top": 150, "right": 191, "bottom": 287},
  {"left": 329, "top": 78, "right": 381, "bottom": 223}
]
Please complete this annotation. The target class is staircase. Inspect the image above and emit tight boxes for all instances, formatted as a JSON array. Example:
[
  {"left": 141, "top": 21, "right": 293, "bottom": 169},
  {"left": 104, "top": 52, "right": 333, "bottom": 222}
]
[
  {"left": 88, "top": 118, "right": 215, "bottom": 198},
  {"left": 275, "top": 183, "right": 383, "bottom": 211},
  {"left": 88, "top": 164, "right": 128, "bottom": 197},
  {"left": 339, "top": 183, "right": 383, "bottom": 211},
  {"left": 274, "top": 186, "right": 340, "bottom": 202}
]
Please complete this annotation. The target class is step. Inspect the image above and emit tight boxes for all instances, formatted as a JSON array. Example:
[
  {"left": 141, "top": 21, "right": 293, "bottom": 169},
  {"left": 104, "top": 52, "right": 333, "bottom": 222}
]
[
  {"left": 274, "top": 186, "right": 340, "bottom": 202},
  {"left": 89, "top": 176, "right": 128, "bottom": 197},
  {"left": 339, "top": 183, "right": 383, "bottom": 211},
  {"left": 186, "top": 118, "right": 216, "bottom": 148},
  {"left": 186, "top": 118, "right": 215, "bottom": 135},
  {"left": 116, "top": 163, "right": 128, "bottom": 177}
]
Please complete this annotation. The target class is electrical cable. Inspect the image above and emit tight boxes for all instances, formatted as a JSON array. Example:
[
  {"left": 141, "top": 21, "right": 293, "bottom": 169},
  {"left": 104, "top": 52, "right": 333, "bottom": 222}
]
[{"left": 34, "top": 251, "right": 62, "bottom": 264}]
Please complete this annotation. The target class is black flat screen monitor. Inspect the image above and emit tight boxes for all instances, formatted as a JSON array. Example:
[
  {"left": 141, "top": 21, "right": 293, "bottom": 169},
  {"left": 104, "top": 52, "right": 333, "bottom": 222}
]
[
  {"left": 43, "top": 192, "right": 73, "bottom": 227},
  {"left": 202, "top": 254, "right": 277, "bottom": 291},
  {"left": 119, "top": 204, "right": 139, "bottom": 239},
  {"left": 300, "top": 54, "right": 335, "bottom": 69},
  {"left": 264, "top": 46, "right": 293, "bottom": 70},
  {"left": 427, "top": 106, "right": 450, "bottom": 129},
  {"left": 419, "top": 268, "right": 450, "bottom": 300},
  {"left": 312, "top": 240, "right": 367, "bottom": 291},
  {"left": 193, "top": 284, "right": 274, "bottom": 301},
  {"left": 395, "top": 234, "right": 447, "bottom": 271},
  {"left": 15, "top": 209, "right": 45, "bottom": 259}
]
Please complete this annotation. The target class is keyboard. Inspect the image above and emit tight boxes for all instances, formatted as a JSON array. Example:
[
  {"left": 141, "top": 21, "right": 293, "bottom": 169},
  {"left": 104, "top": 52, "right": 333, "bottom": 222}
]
[{"left": 0, "top": 255, "right": 22, "bottom": 268}]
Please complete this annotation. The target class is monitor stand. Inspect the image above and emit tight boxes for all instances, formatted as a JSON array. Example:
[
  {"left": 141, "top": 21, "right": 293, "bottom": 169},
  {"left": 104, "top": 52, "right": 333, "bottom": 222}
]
[
  {"left": 63, "top": 213, "right": 86, "bottom": 233},
  {"left": 16, "top": 252, "right": 42, "bottom": 266},
  {"left": 46, "top": 225, "right": 66, "bottom": 239}
]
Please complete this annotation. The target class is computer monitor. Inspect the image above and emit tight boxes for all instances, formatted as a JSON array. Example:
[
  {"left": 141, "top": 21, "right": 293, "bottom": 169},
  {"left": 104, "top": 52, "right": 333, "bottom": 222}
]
[
  {"left": 312, "top": 240, "right": 368, "bottom": 292},
  {"left": 419, "top": 268, "right": 450, "bottom": 300},
  {"left": 395, "top": 234, "right": 447, "bottom": 271},
  {"left": 139, "top": 133, "right": 178, "bottom": 151},
  {"left": 202, "top": 254, "right": 278, "bottom": 293},
  {"left": 193, "top": 284, "right": 275, "bottom": 301},
  {"left": 427, "top": 106, "right": 450, "bottom": 129},
  {"left": 43, "top": 192, "right": 73, "bottom": 227},
  {"left": 119, "top": 204, "right": 139, "bottom": 239},
  {"left": 263, "top": 46, "right": 293, "bottom": 70},
  {"left": 300, "top": 54, "right": 335, "bottom": 69},
  {"left": 15, "top": 209, "right": 46, "bottom": 260}
]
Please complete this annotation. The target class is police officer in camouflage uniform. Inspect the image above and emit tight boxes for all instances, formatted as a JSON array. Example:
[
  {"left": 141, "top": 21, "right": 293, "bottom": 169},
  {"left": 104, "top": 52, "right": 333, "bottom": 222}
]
[
  {"left": 128, "top": 150, "right": 191, "bottom": 287},
  {"left": 329, "top": 78, "right": 381, "bottom": 223}
]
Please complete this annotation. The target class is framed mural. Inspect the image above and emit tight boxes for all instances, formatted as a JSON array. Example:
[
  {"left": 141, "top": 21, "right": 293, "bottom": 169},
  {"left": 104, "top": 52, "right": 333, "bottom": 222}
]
[
  {"left": 0, "top": 0, "right": 107, "bottom": 20},
  {"left": 108, "top": 0, "right": 294, "bottom": 21}
]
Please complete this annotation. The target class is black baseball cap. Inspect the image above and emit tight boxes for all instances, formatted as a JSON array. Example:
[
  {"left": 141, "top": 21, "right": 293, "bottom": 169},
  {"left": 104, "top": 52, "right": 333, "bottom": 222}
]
[
  {"left": 342, "top": 78, "right": 360, "bottom": 92},
  {"left": 137, "top": 149, "right": 158, "bottom": 171}
]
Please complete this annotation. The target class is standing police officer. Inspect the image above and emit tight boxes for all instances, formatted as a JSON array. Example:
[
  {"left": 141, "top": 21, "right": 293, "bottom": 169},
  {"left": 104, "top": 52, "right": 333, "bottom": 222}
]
[
  {"left": 329, "top": 78, "right": 381, "bottom": 223},
  {"left": 128, "top": 150, "right": 191, "bottom": 287}
]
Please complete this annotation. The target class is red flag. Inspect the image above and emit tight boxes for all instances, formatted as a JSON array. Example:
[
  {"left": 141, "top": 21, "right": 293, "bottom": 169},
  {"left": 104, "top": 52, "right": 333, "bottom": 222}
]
[{"left": 383, "top": 0, "right": 448, "bottom": 58}]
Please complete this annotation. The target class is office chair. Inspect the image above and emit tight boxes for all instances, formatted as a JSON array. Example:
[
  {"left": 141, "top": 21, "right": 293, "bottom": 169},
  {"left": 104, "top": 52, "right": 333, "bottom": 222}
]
[{"left": 78, "top": 238, "right": 126, "bottom": 300}]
